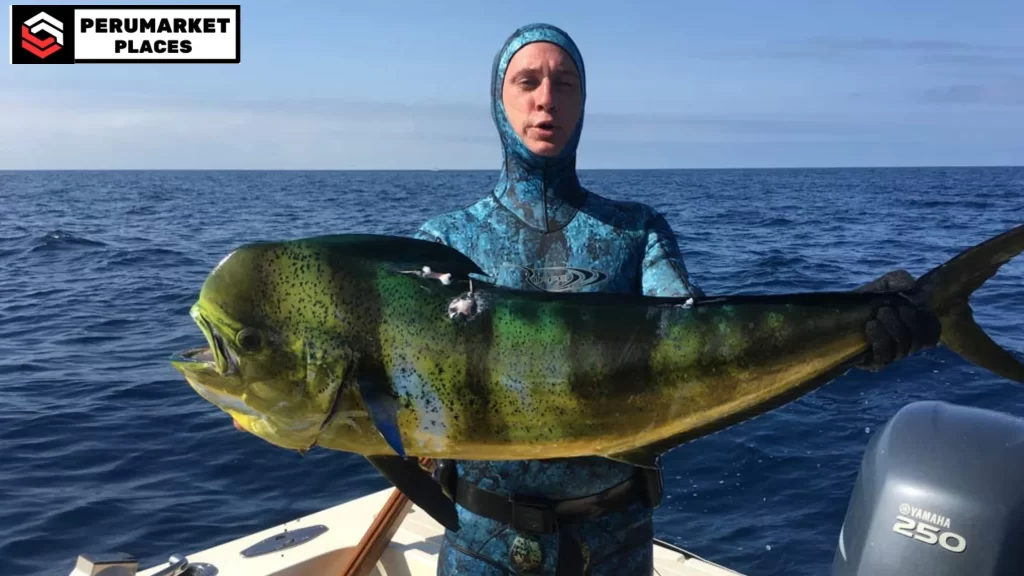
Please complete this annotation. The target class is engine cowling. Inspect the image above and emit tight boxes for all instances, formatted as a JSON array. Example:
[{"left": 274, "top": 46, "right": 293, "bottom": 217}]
[{"left": 832, "top": 400, "right": 1024, "bottom": 576}]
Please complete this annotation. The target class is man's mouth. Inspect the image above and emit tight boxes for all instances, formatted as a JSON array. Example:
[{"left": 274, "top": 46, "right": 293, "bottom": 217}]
[{"left": 533, "top": 121, "right": 555, "bottom": 132}]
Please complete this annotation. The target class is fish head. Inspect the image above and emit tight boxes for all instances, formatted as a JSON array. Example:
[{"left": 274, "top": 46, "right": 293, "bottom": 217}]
[{"left": 171, "top": 243, "right": 353, "bottom": 452}]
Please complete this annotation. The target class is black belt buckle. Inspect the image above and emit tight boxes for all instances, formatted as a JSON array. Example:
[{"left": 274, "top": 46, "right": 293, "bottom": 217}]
[
  {"left": 437, "top": 460, "right": 457, "bottom": 500},
  {"left": 509, "top": 494, "right": 556, "bottom": 534}
]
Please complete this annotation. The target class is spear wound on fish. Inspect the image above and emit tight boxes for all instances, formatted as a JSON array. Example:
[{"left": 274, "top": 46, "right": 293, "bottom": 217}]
[
  {"left": 401, "top": 265, "right": 453, "bottom": 285},
  {"left": 398, "top": 264, "right": 479, "bottom": 320},
  {"left": 448, "top": 293, "right": 478, "bottom": 320}
]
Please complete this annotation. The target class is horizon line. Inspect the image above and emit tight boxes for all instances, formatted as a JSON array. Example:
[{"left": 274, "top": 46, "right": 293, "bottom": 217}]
[{"left": 2, "top": 164, "right": 1022, "bottom": 172}]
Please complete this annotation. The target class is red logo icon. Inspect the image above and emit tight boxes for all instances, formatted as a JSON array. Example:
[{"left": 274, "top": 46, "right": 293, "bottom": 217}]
[{"left": 21, "top": 11, "right": 63, "bottom": 59}]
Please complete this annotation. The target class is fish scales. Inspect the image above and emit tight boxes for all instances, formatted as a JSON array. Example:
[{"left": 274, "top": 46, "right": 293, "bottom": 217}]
[
  {"left": 346, "top": 267, "right": 878, "bottom": 461},
  {"left": 172, "top": 225, "right": 1024, "bottom": 469}
]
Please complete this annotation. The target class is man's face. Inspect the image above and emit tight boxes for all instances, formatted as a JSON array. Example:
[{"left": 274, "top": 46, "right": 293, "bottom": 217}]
[{"left": 501, "top": 42, "right": 582, "bottom": 157}]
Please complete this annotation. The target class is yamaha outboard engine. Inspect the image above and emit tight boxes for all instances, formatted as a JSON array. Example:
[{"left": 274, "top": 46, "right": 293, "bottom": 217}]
[{"left": 832, "top": 400, "right": 1024, "bottom": 575}]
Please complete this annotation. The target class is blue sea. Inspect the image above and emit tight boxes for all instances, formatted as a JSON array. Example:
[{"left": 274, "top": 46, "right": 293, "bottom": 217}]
[{"left": 1, "top": 168, "right": 1022, "bottom": 576}]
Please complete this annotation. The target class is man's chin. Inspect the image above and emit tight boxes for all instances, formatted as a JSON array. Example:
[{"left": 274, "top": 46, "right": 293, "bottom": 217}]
[{"left": 526, "top": 140, "right": 563, "bottom": 157}]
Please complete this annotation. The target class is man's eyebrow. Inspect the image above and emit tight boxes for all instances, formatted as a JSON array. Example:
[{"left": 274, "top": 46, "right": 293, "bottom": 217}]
[
  {"left": 509, "top": 65, "right": 579, "bottom": 78},
  {"left": 509, "top": 65, "right": 542, "bottom": 77}
]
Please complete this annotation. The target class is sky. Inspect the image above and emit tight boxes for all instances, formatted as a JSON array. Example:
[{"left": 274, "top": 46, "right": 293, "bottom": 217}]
[{"left": 2, "top": 0, "right": 1023, "bottom": 169}]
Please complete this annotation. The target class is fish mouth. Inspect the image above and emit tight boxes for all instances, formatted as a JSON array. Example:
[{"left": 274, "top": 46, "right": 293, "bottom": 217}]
[
  {"left": 170, "top": 346, "right": 216, "bottom": 365},
  {"left": 173, "top": 307, "right": 239, "bottom": 376},
  {"left": 207, "top": 319, "right": 239, "bottom": 376}
]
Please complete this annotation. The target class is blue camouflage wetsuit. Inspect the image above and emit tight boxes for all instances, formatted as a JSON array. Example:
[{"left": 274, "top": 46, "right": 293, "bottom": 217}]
[{"left": 415, "top": 24, "right": 704, "bottom": 575}]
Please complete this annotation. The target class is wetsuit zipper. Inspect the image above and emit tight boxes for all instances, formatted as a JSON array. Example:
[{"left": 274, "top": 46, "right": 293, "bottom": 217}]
[{"left": 542, "top": 164, "right": 550, "bottom": 233}]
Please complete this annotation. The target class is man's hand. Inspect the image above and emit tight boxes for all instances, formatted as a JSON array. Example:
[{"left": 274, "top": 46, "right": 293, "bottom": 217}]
[{"left": 853, "top": 269, "right": 943, "bottom": 371}]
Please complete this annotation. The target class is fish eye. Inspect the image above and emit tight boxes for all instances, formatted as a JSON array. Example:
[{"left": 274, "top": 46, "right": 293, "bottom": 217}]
[{"left": 236, "top": 328, "right": 262, "bottom": 352}]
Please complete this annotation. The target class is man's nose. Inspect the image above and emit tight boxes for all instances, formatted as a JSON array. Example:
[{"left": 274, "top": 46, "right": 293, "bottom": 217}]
[{"left": 535, "top": 77, "right": 556, "bottom": 111}]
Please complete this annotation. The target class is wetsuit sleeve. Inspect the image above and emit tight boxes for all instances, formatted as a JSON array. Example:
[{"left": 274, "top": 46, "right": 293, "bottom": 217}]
[
  {"left": 414, "top": 221, "right": 447, "bottom": 245},
  {"left": 641, "top": 211, "right": 705, "bottom": 298}
]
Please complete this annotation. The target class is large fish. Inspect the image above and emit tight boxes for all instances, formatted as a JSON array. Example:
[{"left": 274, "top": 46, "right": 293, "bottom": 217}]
[{"left": 171, "top": 225, "right": 1024, "bottom": 531}]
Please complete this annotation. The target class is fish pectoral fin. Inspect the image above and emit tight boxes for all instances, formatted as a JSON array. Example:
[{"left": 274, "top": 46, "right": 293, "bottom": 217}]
[
  {"left": 605, "top": 446, "right": 661, "bottom": 469},
  {"left": 366, "top": 455, "right": 460, "bottom": 532},
  {"left": 357, "top": 365, "right": 407, "bottom": 458}
]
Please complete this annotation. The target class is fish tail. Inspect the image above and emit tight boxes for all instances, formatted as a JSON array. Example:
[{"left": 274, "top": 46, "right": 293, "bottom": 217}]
[{"left": 913, "top": 224, "right": 1024, "bottom": 383}]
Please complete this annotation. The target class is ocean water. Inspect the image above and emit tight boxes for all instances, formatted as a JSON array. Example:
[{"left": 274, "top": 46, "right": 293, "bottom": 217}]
[{"left": 0, "top": 167, "right": 1022, "bottom": 576}]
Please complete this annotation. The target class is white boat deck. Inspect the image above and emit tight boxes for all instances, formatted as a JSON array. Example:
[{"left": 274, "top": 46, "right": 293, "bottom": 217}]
[{"left": 131, "top": 487, "right": 743, "bottom": 576}]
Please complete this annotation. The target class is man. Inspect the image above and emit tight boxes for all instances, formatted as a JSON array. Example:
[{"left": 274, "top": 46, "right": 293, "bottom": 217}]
[{"left": 415, "top": 23, "right": 940, "bottom": 575}]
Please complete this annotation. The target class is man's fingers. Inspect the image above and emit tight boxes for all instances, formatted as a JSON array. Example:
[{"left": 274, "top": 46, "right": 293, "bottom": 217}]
[
  {"left": 883, "top": 270, "right": 916, "bottom": 292},
  {"left": 901, "top": 305, "right": 942, "bottom": 350},
  {"left": 877, "top": 307, "right": 913, "bottom": 360},
  {"left": 859, "top": 298, "right": 942, "bottom": 372},
  {"left": 898, "top": 306, "right": 924, "bottom": 354},
  {"left": 854, "top": 269, "right": 916, "bottom": 294},
  {"left": 864, "top": 318, "right": 896, "bottom": 367}
]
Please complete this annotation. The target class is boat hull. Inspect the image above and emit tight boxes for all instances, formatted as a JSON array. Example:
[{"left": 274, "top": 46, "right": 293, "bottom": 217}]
[{"left": 137, "top": 488, "right": 744, "bottom": 576}]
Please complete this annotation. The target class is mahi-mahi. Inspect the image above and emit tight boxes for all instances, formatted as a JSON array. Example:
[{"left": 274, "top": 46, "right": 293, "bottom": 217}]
[{"left": 171, "top": 224, "right": 1024, "bottom": 531}]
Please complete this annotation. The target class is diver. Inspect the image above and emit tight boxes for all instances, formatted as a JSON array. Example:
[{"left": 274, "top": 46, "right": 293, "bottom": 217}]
[{"left": 414, "top": 23, "right": 942, "bottom": 575}]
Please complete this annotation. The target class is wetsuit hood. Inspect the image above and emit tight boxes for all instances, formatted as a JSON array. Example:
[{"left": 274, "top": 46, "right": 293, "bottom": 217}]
[{"left": 490, "top": 23, "right": 587, "bottom": 232}]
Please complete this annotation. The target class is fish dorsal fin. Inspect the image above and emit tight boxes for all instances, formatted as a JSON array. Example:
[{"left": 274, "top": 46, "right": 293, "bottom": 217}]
[{"left": 301, "top": 234, "right": 486, "bottom": 280}]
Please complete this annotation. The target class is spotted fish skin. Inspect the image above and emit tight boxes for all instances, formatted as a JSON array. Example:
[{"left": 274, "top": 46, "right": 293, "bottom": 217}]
[
  {"left": 315, "top": 250, "right": 875, "bottom": 462},
  {"left": 172, "top": 226, "right": 1024, "bottom": 467}
]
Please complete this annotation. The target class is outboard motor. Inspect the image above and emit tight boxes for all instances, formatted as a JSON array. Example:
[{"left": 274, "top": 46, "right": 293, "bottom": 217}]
[{"left": 832, "top": 400, "right": 1024, "bottom": 575}]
